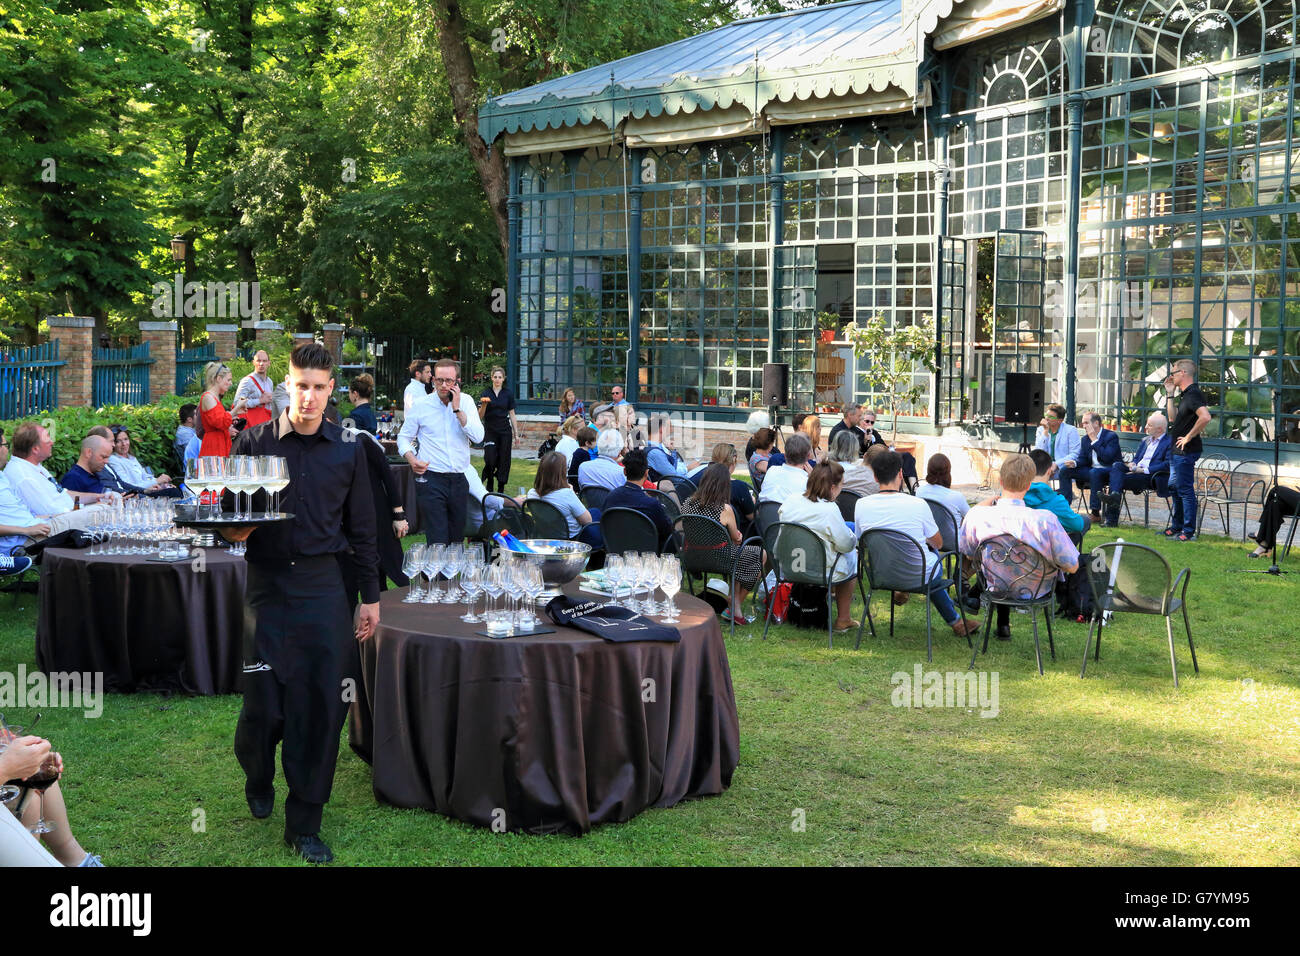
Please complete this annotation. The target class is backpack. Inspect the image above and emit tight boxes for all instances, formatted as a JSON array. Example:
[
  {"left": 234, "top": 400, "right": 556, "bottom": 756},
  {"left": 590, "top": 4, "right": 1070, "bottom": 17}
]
[
  {"left": 787, "top": 583, "right": 831, "bottom": 629},
  {"left": 537, "top": 434, "right": 558, "bottom": 459}
]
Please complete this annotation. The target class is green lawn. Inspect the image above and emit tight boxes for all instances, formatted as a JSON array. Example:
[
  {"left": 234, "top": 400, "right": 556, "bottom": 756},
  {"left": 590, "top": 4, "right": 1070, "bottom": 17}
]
[{"left": 5, "top": 456, "right": 1298, "bottom": 865}]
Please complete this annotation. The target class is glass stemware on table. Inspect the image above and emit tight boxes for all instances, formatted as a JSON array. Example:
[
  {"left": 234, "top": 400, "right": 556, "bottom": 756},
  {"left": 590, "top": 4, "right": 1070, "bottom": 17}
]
[
  {"left": 402, "top": 544, "right": 426, "bottom": 603},
  {"left": 420, "top": 544, "right": 444, "bottom": 605}
]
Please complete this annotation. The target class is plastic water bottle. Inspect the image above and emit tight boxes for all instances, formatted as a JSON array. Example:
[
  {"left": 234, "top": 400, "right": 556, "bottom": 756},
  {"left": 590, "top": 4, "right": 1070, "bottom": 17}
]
[{"left": 492, "top": 531, "right": 536, "bottom": 553}]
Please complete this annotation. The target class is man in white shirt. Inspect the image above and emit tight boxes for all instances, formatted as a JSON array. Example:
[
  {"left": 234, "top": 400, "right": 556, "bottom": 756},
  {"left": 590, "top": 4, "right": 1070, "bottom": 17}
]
[
  {"left": 403, "top": 360, "right": 431, "bottom": 413},
  {"left": 577, "top": 429, "right": 626, "bottom": 491},
  {"left": 855, "top": 450, "right": 979, "bottom": 637},
  {"left": 758, "top": 433, "right": 812, "bottom": 504},
  {"left": 234, "top": 349, "right": 276, "bottom": 429},
  {"left": 398, "top": 358, "right": 484, "bottom": 544},
  {"left": 0, "top": 425, "right": 101, "bottom": 540}
]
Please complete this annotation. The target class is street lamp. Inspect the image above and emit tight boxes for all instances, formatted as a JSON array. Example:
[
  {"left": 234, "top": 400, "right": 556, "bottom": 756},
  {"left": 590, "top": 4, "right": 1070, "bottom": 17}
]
[{"left": 170, "top": 235, "right": 187, "bottom": 263}]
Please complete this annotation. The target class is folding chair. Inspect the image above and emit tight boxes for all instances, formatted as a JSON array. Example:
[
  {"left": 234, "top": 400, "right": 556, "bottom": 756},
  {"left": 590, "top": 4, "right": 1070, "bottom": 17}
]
[
  {"left": 761, "top": 521, "right": 839, "bottom": 648},
  {"left": 1081, "top": 541, "right": 1196, "bottom": 687},
  {"left": 967, "top": 533, "right": 1057, "bottom": 675},
  {"left": 856, "top": 528, "right": 962, "bottom": 662}
]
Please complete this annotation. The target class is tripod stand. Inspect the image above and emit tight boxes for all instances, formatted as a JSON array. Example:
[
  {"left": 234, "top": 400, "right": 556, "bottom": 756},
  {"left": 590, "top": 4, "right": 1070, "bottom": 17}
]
[{"left": 1232, "top": 389, "right": 1286, "bottom": 576}]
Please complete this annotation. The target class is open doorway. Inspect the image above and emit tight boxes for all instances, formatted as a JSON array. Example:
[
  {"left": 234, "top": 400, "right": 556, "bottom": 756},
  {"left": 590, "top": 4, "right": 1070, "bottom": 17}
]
[{"left": 814, "top": 243, "right": 854, "bottom": 412}]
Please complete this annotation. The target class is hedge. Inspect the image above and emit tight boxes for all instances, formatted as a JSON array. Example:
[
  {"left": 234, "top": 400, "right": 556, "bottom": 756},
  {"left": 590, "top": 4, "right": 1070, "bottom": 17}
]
[{"left": 1, "top": 394, "right": 190, "bottom": 481}]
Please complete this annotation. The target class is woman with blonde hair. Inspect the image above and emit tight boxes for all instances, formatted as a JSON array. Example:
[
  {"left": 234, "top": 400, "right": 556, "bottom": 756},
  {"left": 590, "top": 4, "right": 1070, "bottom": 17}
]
[
  {"left": 198, "top": 361, "right": 246, "bottom": 458},
  {"left": 553, "top": 414, "right": 586, "bottom": 466}
]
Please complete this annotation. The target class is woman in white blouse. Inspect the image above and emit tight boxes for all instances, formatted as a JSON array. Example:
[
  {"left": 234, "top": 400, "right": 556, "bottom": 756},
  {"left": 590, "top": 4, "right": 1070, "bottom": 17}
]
[
  {"left": 777, "top": 460, "right": 859, "bottom": 632},
  {"left": 107, "top": 426, "right": 174, "bottom": 494},
  {"left": 552, "top": 415, "right": 585, "bottom": 467}
]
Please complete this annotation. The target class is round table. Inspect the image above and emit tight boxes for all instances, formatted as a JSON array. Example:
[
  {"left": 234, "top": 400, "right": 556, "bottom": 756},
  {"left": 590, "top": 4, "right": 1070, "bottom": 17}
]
[
  {"left": 348, "top": 583, "right": 740, "bottom": 834},
  {"left": 35, "top": 547, "right": 246, "bottom": 695}
]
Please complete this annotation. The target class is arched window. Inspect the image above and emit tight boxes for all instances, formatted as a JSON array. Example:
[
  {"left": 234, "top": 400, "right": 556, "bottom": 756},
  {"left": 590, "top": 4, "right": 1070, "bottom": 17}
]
[{"left": 1088, "top": 0, "right": 1295, "bottom": 86}]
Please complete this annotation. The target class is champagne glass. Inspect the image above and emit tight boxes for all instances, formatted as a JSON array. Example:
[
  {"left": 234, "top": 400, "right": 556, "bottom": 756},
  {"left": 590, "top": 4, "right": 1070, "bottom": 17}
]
[
  {"left": 421, "top": 544, "right": 444, "bottom": 604},
  {"left": 249, "top": 456, "right": 269, "bottom": 518},
  {"left": 659, "top": 555, "right": 682, "bottom": 622},
  {"left": 638, "top": 553, "right": 659, "bottom": 614},
  {"left": 460, "top": 564, "right": 484, "bottom": 622},
  {"left": 184, "top": 458, "right": 204, "bottom": 507},
  {"left": 403, "top": 544, "right": 426, "bottom": 602},
  {"left": 623, "top": 553, "right": 643, "bottom": 612},
  {"left": 202, "top": 457, "right": 227, "bottom": 520},
  {"left": 521, "top": 563, "right": 544, "bottom": 629}
]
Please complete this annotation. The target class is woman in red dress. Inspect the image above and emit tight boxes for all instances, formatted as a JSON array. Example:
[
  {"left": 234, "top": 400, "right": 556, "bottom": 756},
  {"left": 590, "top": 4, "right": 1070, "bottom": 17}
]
[{"left": 198, "top": 362, "right": 247, "bottom": 458}]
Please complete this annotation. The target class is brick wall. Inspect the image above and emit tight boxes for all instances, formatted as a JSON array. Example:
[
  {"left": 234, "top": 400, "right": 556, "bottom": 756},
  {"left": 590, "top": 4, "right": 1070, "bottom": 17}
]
[
  {"left": 254, "top": 320, "right": 283, "bottom": 345},
  {"left": 46, "top": 315, "right": 95, "bottom": 409},
  {"left": 322, "top": 323, "right": 344, "bottom": 367},
  {"left": 139, "top": 321, "right": 177, "bottom": 404},
  {"left": 206, "top": 324, "right": 238, "bottom": 363}
]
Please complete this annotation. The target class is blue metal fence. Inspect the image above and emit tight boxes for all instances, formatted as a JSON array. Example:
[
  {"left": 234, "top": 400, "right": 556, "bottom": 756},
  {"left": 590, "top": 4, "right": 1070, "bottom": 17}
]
[
  {"left": 176, "top": 342, "right": 217, "bottom": 394},
  {"left": 92, "top": 343, "right": 152, "bottom": 407},
  {"left": 0, "top": 342, "right": 63, "bottom": 419}
]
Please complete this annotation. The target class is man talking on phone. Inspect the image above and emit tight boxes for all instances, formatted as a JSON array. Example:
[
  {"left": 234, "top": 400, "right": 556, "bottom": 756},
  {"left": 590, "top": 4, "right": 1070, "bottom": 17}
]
[
  {"left": 228, "top": 341, "right": 380, "bottom": 864},
  {"left": 398, "top": 357, "right": 484, "bottom": 545}
]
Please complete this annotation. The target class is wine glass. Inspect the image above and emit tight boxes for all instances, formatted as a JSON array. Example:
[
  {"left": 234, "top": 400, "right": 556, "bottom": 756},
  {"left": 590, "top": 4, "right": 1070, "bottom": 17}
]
[
  {"left": 21, "top": 751, "right": 59, "bottom": 836},
  {"left": 460, "top": 564, "right": 484, "bottom": 623},
  {"left": 483, "top": 563, "right": 508, "bottom": 636},
  {"left": 184, "top": 458, "right": 203, "bottom": 507},
  {"left": 403, "top": 544, "right": 426, "bottom": 602},
  {"left": 603, "top": 553, "right": 624, "bottom": 608},
  {"left": 421, "top": 544, "right": 444, "bottom": 605},
  {"left": 264, "top": 457, "right": 289, "bottom": 517},
  {"left": 201, "top": 457, "right": 226, "bottom": 520},
  {"left": 659, "top": 555, "right": 682, "bottom": 622},
  {"left": 442, "top": 544, "right": 464, "bottom": 603},
  {"left": 520, "top": 563, "right": 544, "bottom": 629},
  {"left": 623, "top": 553, "right": 643, "bottom": 612},
  {"left": 0, "top": 718, "right": 23, "bottom": 806}
]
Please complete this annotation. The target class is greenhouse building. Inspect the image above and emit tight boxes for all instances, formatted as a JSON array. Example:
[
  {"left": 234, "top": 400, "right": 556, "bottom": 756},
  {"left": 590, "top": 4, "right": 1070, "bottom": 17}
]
[{"left": 480, "top": 0, "right": 1300, "bottom": 459}]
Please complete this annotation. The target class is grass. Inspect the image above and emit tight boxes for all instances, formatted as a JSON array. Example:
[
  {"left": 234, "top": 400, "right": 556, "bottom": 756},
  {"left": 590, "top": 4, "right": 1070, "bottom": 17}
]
[{"left": 5, "top": 455, "right": 1299, "bottom": 865}]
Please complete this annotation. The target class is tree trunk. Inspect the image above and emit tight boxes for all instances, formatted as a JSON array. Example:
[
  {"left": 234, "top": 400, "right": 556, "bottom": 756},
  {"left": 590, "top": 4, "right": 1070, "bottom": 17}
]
[{"left": 429, "top": 0, "right": 509, "bottom": 255}]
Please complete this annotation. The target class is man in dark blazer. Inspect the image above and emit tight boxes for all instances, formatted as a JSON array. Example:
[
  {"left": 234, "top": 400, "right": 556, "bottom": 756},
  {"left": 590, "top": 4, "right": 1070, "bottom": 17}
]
[
  {"left": 601, "top": 448, "right": 674, "bottom": 549},
  {"left": 1102, "top": 412, "right": 1171, "bottom": 527},
  {"left": 1078, "top": 412, "right": 1122, "bottom": 520}
]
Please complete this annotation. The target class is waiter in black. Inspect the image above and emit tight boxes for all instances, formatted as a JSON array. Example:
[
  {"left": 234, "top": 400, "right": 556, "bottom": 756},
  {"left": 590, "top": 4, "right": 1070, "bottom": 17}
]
[
  {"left": 228, "top": 341, "right": 380, "bottom": 864},
  {"left": 478, "top": 364, "right": 520, "bottom": 493}
]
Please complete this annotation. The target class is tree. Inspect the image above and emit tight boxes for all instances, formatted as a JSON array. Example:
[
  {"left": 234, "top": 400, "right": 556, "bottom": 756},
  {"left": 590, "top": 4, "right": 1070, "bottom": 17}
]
[{"left": 844, "top": 314, "right": 939, "bottom": 442}]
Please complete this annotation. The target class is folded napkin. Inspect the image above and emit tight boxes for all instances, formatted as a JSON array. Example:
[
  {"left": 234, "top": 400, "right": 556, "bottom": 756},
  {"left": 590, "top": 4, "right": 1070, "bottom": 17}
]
[{"left": 545, "top": 596, "right": 681, "bottom": 643}]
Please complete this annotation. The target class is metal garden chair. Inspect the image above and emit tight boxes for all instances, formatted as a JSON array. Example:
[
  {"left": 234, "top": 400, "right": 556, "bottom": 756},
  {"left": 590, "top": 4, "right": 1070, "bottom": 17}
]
[
  {"left": 1081, "top": 541, "right": 1196, "bottom": 688},
  {"left": 579, "top": 485, "right": 609, "bottom": 511},
  {"left": 760, "top": 521, "right": 839, "bottom": 648},
  {"left": 481, "top": 493, "right": 533, "bottom": 557},
  {"left": 649, "top": 488, "right": 682, "bottom": 525},
  {"left": 600, "top": 507, "right": 661, "bottom": 556},
  {"left": 678, "top": 513, "right": 762, "bottom": 638},
  {"left": 967, "top": 533, "right": 1058, "bottom": 675},
  {"left": 657, "top": 475, "right": 697, "bottom": 503},
  {"left": 1196, "top": 459, "right": 1268, "bottom": 541},
  {"left": 856, "top": 528, "right": 962, "bottom": 662},
  {"left": 755, "top": 500, "right": 782, "bottom": 539},
  {"left": 924, "top": 498, "right": 967, "bottom": 612},
  {"left": 522, "top": 498, "right": 571, "bottom": 540},
  {"left": 834, "top": 489, "right": 861, "bottom": 524}
]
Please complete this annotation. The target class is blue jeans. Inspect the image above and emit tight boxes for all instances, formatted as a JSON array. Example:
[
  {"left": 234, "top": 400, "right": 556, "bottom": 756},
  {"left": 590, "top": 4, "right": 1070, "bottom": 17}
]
[
  {"left": 927, "top": 567, "right": 960, "bottom": 625},
  {"left": 1169, "top": 452, "right": 1199, "bottom": 534}
]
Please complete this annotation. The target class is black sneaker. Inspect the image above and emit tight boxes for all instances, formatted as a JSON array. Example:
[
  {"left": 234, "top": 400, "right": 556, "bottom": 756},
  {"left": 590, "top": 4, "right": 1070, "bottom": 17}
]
[{"left": 284, "top": 831, "right": 334, "bottom": 864}]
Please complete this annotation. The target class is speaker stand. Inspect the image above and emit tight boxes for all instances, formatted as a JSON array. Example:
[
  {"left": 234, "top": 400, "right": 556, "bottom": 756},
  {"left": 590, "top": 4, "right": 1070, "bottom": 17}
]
[{"left": 1016, "top": 423, "right": 1033, "bottom": 455}]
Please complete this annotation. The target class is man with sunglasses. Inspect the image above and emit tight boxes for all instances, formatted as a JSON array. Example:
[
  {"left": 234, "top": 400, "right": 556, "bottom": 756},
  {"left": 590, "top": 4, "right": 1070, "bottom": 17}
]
[
  {"left": 1163, "top": 359, "right": 1212, "bottom": 541},
  {"left": 1034, "top": 403, "right": 1082, "bottom": 498},
  {"left": 398, "top": 358, "right": 484, "bottom": 545}
]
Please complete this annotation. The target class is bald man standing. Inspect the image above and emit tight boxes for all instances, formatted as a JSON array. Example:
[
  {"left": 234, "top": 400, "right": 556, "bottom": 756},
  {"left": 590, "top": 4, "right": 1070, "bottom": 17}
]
[{"left": 236, "top": 350, "right": 275, "bottom": 429}]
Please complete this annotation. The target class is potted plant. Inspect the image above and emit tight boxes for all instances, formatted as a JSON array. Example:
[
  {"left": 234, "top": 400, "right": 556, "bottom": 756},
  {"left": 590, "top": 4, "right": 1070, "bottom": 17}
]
[
  {"left": 816, "top": 310, "right": 839, "bottom": 344},
  {"left": 843, "top": 313, "right": 939, "bottom": 442},
  {"left": 1120, "top": 406, "right": 1139, "bottom": 432}
]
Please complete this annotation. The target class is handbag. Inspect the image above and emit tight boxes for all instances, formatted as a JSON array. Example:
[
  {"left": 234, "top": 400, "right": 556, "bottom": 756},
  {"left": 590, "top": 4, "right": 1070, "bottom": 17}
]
[{"left": 764, "top": 582, "right": 792, "bottom": 624}]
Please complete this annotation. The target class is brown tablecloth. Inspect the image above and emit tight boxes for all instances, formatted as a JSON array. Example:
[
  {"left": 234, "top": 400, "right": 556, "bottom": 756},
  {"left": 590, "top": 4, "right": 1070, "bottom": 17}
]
[
  {"left": 389, "top": 460, "right": 420, "bottom": 531},
  {"left": 348, "top": 583, "right": 739, "bottom": 834},
  {"left": 35, "top": 547, "right": 246, "bottom": 695}
]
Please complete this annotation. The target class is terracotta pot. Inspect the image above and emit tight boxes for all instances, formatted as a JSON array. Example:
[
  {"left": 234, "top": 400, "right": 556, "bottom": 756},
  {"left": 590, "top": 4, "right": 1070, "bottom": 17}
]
[{"left": 818, "top": 329, "right": 835, "bottom": 344}]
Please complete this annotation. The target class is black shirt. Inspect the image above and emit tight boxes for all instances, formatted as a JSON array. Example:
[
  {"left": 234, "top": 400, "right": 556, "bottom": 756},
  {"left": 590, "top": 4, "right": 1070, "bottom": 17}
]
[
  {"left": 828, "top": 420, "right": 868, "bottom": 456},
  {"left": 1170, "top": 383, "right": 1209, "bottom": 455},
  {"left": 479, "top": 386, "right": 516, "bottom": 432},
  {"left": 231, "top": 411, "right": 381, "bottom": 603}
]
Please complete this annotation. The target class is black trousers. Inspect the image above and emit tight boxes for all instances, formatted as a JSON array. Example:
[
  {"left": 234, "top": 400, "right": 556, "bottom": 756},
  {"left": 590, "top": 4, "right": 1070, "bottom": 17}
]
[
  {"left": 235, "top": 557, "right": 353, "bottom": 836},
  {"left": 1253, "top": 486, "right": 1300, "bottom": 550},
  {"left": 481, "top": 428, "right": 513, "bottom": 493},
  {"left": 417, "top": 471, "right": 468, "bottom": 546}
]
